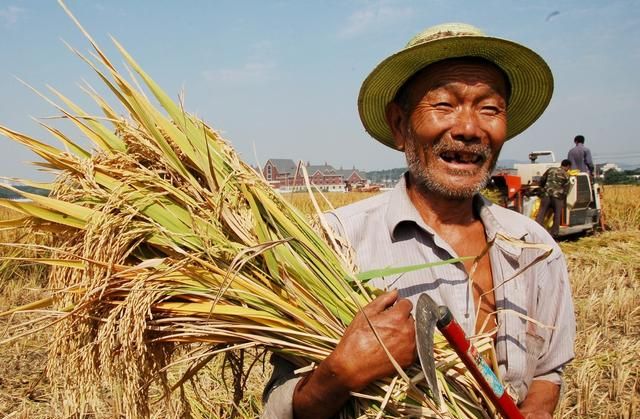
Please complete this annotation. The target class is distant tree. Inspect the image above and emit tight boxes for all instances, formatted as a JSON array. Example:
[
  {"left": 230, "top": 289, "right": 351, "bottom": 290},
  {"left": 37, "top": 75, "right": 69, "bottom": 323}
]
[
  {"left": 363, "top": 168, "right": 405, "bottom": 185},
  {"left": 18, "top": 186, "right": 49, "bottom": 196},
  {"left": 604, "top": 169, "right": 633, "bottom": 184},
  {"left": 0, "top": 189, "right": 19, "bottom": 199},
  {"left": 0, "top": 185, "right": 49, "bottom": 199}
]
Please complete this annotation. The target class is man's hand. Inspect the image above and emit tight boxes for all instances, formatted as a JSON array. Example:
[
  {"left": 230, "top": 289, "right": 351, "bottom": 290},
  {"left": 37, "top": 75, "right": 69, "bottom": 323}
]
[
  {"left": 292, "top": 289, "right": 416, "bottom": 419},
  {"left": 328, "top": 288, "right": 417, "bottom": 390}
]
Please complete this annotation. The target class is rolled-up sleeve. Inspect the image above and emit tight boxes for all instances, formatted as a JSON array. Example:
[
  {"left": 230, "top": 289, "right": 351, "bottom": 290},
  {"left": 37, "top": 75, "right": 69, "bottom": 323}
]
[
  {"left": 261, "top": 355, "right": 302, "bottom": 419},
  {"left": 533, "top": 247, "right": 576, "bottom": 383}
]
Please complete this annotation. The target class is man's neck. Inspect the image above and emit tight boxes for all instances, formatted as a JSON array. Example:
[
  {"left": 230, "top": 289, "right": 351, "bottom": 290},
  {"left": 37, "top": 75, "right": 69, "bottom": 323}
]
[{"left": 405, "top": 174, "right": 479, "bottom": 231}]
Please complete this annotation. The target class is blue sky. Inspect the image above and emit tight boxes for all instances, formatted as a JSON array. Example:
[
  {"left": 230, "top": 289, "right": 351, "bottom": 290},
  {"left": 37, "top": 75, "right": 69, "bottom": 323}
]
[{"left": 1, "top": 0, "right": 639, "bottom": 181}]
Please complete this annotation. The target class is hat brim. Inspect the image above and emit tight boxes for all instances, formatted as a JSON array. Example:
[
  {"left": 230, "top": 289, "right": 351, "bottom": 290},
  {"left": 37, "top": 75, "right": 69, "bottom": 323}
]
[{"left": 358, "top": 35, "right": 554, "bottom": 150}]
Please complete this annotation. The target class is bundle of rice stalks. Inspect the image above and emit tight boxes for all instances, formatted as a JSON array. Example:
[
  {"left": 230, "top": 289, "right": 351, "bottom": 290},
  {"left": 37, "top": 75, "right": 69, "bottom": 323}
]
[{"left": 0, "top": 2, "right": 502, "bottom": 418}]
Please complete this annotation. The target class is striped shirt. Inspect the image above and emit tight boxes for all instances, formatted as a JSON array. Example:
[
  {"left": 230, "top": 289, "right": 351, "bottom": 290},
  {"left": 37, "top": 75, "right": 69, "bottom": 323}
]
[{"left": 262, "top": 175, "right": 576, "bottom": 418}]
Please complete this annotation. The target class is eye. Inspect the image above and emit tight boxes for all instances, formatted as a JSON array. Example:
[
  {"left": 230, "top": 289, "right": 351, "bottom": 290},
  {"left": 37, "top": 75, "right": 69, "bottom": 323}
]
[
  {"left": 434, "top": 102, "right": 453, "bottom": 109},
  {"left": 480, "top": 105, "right": 502, "bottom": 115}
]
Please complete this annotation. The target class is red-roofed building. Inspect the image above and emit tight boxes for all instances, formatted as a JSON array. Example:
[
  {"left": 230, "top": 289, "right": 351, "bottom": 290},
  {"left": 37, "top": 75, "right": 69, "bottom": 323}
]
[{"left": 261, "top": 159, "right": 367, "bottom": 192}]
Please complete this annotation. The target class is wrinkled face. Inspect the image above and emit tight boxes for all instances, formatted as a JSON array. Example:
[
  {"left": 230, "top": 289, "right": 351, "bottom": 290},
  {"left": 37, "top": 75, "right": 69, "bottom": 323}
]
[{"left": 388, "top": 59, "right": 509, "bottom": 200}]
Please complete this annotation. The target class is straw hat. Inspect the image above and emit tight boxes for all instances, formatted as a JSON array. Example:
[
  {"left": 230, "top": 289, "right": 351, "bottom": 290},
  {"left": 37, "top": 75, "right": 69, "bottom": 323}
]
[{"left": 358, "top": 23, "right": 553, "bottom": 149}]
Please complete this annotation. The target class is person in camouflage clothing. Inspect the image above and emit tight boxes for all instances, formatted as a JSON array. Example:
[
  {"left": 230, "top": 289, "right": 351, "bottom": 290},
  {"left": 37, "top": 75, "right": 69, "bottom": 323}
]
[{"left": 536, "top": 159, "right": 572, "bottom": 238}]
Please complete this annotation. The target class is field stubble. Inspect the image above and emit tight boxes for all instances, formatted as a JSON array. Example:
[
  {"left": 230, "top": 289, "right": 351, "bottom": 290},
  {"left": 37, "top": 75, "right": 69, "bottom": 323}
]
[
  {"left": 555, "top": 185, "right": 640, "bottom": 418},
  {"left": 1, "top": 186, "right": 639, "bottom": 418}
]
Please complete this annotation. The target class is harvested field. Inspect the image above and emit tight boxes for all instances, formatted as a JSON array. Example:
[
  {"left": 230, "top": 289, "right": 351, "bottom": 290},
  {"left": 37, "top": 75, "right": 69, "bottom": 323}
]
[
  {"left": 1, "top": 186, "right": 639, "bottom": 418},
  {"left": 555, "top": 185, "right": 640, "bottom": 418},
  {"left": 284, "top": 191, "right": 379, "bottom": 214}
]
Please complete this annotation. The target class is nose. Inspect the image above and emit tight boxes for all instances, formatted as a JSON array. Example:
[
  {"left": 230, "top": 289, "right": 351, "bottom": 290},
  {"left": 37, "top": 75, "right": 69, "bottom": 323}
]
[{"left": 449, "top": 107, "right": 482, "bottom": 142}]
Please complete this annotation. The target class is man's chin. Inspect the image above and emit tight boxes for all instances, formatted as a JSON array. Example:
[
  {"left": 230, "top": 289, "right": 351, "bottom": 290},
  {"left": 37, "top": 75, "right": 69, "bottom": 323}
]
[{"left": 406, "top": 150, "right": 495, "bottom": 200}]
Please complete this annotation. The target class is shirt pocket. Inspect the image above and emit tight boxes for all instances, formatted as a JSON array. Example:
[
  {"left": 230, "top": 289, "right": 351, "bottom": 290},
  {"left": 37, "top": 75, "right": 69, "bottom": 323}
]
[{"left": 523, "top": 329, "right": 546, "bottom": 386}]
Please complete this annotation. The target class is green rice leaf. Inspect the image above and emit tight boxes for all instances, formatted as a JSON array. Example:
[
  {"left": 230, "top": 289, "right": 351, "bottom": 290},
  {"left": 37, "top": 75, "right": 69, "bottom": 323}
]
[{"left": 355, "top": 256, "right": 476, "bottom": 281}]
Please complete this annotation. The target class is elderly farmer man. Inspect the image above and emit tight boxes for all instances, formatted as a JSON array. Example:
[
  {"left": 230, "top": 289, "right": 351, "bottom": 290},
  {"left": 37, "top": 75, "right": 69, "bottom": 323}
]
[{"left": 263, "top": 23, "right": 575, "bottom": 419}]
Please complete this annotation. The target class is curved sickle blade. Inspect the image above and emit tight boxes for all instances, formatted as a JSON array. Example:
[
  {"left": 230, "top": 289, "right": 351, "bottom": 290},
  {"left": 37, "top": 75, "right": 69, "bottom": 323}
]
[{"left": 416, "top": 293, "right": 441, "bottom": 406}]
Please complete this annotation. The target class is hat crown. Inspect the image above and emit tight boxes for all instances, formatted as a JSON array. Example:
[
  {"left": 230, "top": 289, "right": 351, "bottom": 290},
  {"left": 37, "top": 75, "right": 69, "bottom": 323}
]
[{"left": 406, "top": 23, "right": 484, "bottom": 48}]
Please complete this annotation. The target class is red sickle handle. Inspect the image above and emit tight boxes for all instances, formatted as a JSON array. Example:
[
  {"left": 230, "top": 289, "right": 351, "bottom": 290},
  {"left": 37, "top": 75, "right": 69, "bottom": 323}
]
[{"left": 436, "top": 307, "right": 524, "bottom": 419}]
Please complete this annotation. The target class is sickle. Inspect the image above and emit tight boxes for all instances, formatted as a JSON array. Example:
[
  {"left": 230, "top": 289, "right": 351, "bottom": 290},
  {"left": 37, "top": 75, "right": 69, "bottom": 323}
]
[{"left": 415, "top": 293, "right": 442, "bottom": 407}]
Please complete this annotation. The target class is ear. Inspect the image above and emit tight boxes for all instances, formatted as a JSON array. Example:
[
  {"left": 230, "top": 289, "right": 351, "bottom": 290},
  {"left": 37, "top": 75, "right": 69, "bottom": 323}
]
[{"left": 385, "top": 101, "right": 409, "bottom": 151}]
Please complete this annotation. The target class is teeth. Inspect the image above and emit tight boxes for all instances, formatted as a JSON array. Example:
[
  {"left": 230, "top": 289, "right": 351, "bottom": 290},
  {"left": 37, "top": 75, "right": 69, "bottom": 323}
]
[
  {"left": 440, "top": 151, "right": 481, "bottom": 164},
  {"left": 442, "top": 152, "right": 456, "bottom": 161},
  {"left": 459, "top": 153, "right": 475, "bottom": 163}
]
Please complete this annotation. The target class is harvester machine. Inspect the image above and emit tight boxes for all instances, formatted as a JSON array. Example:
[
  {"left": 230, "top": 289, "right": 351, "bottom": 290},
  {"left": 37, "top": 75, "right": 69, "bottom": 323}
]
[{"left": 490, "top": 151, "right": 602, "bottom": 237}]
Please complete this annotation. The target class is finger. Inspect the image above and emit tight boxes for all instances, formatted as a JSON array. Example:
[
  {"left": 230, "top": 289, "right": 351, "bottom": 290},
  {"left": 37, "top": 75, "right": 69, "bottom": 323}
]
[
  {"left": 405, "top": 313, "right": 417, "bottom": 338},
  {"left": 363, "top": 289, "right": 398, "bottom": 315},
  {"left": 388, "top": 298, "right": 413, "bottom": 317}
]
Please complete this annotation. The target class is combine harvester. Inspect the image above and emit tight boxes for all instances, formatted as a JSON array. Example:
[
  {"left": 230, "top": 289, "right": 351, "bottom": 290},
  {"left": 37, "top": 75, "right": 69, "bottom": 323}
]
[{"left": 490, "top": 151, "right": 603, "bottom": 237}]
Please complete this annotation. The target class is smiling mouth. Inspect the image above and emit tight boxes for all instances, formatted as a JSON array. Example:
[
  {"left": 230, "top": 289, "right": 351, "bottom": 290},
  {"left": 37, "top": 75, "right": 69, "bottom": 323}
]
[{"left": 440, "top": 151, "right": 485, "bottom": 165}]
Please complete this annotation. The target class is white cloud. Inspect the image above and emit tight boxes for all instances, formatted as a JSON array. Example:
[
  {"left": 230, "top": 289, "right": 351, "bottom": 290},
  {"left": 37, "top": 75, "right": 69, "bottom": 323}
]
[
  {"left": 205, "top": 60, "right": 277, "bottom": 84},
  {"left": 339, "top": 2, "right": 413, "bottom": 38},
  {"left": 0, "top": 5, "right": 24, "bottom": 28},
  {"left": 202, "top": 40, "right": 277, "bottom": 85}
]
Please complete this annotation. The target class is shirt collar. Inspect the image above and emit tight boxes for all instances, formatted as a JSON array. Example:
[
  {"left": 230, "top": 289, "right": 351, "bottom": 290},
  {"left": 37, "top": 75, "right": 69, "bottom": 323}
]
[
  {"left": 385, "top": 173, "right": 527, "bottom": 257},
  {"left": 384, "top": 173, "right": 433, "bottom": 240},
  {"left": 474, "top": 195, "right": 527, "bottom": 258}
]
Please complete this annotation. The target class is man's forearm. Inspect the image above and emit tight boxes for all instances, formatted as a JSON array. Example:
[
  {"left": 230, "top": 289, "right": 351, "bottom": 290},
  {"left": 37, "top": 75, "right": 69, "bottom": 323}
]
[
  {"left": 292, "top": 357, "right": 351, "bottom": 419},
  {"left": 519, "top": 379, "right": 560, "bottom": 417}
]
